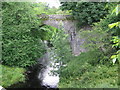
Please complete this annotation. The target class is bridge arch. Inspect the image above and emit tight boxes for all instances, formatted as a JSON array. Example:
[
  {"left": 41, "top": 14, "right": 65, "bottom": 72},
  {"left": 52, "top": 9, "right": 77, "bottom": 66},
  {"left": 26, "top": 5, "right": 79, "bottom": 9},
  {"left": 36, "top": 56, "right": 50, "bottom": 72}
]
[{"left": 39, "top": 15, "right": 86, "bottom": 56}]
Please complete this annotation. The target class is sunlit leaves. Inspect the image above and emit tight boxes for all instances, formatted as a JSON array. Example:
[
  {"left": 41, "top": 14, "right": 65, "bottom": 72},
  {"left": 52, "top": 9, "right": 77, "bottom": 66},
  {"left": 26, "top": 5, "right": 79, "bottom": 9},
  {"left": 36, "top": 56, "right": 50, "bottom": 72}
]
[
  {"left": 108, "top": 22, "right": 120, "bottom": 29},
  {"left": 108, "top": 4, "right": 120, "bottom": 64},
  {"left": 112, "top": 4, "right": 120, "bottom": 15}
]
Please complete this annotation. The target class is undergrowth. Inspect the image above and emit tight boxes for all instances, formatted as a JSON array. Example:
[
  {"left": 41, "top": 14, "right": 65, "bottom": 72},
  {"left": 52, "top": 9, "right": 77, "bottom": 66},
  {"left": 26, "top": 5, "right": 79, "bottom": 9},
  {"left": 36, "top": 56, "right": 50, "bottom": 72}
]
[
  {"left": 59, "top": 50, "right": 118, "bottom": 88},
  {"left": 0, "top": 65, "right": 25, "bottom": 88}
]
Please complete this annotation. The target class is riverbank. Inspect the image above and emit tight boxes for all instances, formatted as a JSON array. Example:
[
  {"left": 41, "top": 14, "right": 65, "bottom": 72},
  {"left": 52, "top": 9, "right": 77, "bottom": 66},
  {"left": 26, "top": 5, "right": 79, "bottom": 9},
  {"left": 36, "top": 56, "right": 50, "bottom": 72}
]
[
  {"left": 59, "top": 51, "right": 118, "bottom": 88},
  {"left": 0, "top": 65, "right": 25, "bottom": 88}
]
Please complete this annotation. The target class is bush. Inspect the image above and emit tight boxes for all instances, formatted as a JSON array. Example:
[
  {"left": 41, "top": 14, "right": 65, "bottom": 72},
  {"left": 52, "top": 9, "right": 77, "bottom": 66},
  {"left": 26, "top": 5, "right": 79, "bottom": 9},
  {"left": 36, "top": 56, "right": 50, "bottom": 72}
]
[
  {"left": 93, "top": 13, "right": 120, "bottom": 35},
  {"left": 59, "top": 3, "right": 119, "bottom": 88},
  {"left": 60, "top": 50, "right": 105, "bottom": 78},
  {"left": 50, "top": 26, "right": 72, "bottom": 65},
  {"left": 79, "top": 7, "right": 120, "bottom": 63},
  {"left": 79, "top": 28, "right": 114, "bottom": 64},
  {"left": 0, "top": 65, "right": 25, "bottom": 88},
  {"left": 60, "top": 2, "right": 116, "bottom": 25},
  {"left": 92, "top": 4, "right": 120, "bottom": 64},
  {"left": 2, "top": 2, "right": 45, "bottom": 67},
  {"left": 59, "top": 65, "right": 118, "bottom": 88},
  {"left": 59, "top": 51, "right": 118, "bottom": 88}
]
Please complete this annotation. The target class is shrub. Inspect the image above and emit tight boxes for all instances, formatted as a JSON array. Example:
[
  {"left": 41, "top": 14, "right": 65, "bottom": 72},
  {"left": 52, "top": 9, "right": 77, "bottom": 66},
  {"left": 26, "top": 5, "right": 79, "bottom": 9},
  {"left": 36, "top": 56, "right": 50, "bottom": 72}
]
[
  {"left": 50, "top": 26, "right": 72, "bottom": 65},
  {"left": 92, "top": 4, "right": 120, "bottom": 64},
  {"left": 60, "top": 2, "right": 116, "bottom": 25},
  {"left": 59, "top": 2, "right": 119, "bottom": 88},
  {"left": 60, "top": 50, "right": 105, "bottom": 78},
  {"left": 93, "top": 13, "right": 120, "bottom": 35},
  {"left": 59, "top": 51, "right": 118, "bottom": 88},
  {"left": 2, "top": 2, "right": 45, "bottom": 67}
]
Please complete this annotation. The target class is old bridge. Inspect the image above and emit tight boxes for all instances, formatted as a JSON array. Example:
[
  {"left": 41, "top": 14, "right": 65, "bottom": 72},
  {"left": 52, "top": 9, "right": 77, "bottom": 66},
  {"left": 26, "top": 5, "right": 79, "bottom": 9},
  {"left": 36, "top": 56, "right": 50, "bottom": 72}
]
[{"left": 39, "top": 15, "right": 86, "bottom": 56}]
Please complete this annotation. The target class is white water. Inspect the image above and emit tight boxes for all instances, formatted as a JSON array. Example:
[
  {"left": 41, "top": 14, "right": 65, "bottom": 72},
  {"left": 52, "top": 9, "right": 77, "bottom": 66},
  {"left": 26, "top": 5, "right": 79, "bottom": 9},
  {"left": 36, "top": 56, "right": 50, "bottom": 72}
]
[
  {"left": 38, "top": 41, "right": 60, "bottom": 88},
  {"left": 41, "top": 61, "right": 60, "bottom": 88}
]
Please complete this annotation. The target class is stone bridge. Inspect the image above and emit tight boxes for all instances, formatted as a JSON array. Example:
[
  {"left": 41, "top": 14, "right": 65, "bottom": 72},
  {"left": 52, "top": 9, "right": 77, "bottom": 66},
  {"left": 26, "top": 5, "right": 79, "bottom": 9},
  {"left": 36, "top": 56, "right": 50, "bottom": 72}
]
[{"left": 39, "top": 15, "right": 86, "bottom": 56}]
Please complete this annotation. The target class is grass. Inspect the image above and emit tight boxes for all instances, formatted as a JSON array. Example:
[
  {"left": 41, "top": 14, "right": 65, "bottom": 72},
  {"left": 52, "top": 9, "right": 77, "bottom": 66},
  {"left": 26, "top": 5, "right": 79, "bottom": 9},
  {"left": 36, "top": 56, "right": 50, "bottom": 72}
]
[{"left": 0, "top": 65, "right": 25, "bottom": 88}]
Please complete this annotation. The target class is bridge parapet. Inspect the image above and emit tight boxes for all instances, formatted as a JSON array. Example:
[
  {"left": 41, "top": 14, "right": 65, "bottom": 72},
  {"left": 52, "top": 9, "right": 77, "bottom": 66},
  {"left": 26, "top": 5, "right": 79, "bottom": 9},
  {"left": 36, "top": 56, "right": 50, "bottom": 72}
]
[{"left": 39, "top": 14, "right": 74, "bottom": 20}]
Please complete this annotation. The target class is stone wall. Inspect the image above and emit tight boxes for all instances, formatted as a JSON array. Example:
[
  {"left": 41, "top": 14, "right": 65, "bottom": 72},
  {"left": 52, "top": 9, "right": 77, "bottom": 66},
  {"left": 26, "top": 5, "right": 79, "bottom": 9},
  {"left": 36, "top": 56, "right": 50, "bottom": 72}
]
[{"left": 40, "top": 15, "right": 86, "bottom": 56}]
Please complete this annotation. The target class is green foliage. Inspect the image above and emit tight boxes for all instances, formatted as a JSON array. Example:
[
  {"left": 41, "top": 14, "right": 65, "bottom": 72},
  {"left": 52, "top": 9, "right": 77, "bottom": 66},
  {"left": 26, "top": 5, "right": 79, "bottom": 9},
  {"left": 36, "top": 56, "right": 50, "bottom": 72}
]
[
  {"left": 85, "top": 4, "right": 120, "bottom": 64},
  {"left": 59, "top": 50, "right": 118, "bottom": 88},
  {"left": 50, "top": 25, "right": 72, "bottom": 64},
  {"left": 56, "top": 10, "right": 71, "bottom": 15},
  {"left": 93, "top": 13, "right": 120, "bottom": 35},
  {"left": 92, "top": 4, "right": 120, "bottom": 35},
  {"left": 110, "top": 36, "right": 120, "bottom": 64},
  {"left": 59, "top": 3, "right": 119, "bottom": 88},
  {"left": 2, "top": 2, "right": 119, "bottom": 88},
  {"left": 2, "top": 2, "right": 45, "bottom": 67},
  {"left": 60, "top": 2, "right": 116, "bottom": 25},
  {"left": 79, "top": 27, "right": 113, "bottom": 65},
  {"left": 111, "top": 36, "right": 120, "bottom": 48},
  {"left": 32, "top": 2, "right": 58, "bottom": 15},
  {"left": 109, "top": 22, "right": 120, "bottom": 29},
  {"left": 0, "top": 65, "right": 25, "bottom": 88},
  {"left": 108, "top": 4, "right": 120, "bottom": 64},
  {"left": 39, "top": 25, "right": 58, "bottom": 41},
  {"left": 112, "top": 4, "right": 120, "bottom": 16},
  {"left": 79, "top": 29, "right": 110, "bottom": 50},
  {"left": 60, "top": 50, "right": 104, "bottom": 78}
]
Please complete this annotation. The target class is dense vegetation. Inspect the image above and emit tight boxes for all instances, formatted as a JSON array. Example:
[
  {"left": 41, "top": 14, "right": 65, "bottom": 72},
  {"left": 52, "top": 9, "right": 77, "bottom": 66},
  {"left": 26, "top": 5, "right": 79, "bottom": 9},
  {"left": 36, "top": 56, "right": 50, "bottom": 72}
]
[
  {"left": 2, "top": 2, "right": 46, "bottom": 68},
  {"left": 1, "top": 2, "right": 50, "bottom": 87},
  {"left": 1, "top": 1, "right": 119, "bottom": 88},
  {"left": 58, "top": 2, "right": 120, "bottom": 88},
  {"left": 0, "top": 65, "right": 25, "bottom": 87},
  {"left": 1, "top": 2, "right": 66, "bottom": 88},
  {"left": 60, "top": 2, "right": 117, "bottom": 25},
  {"left": 59, "top": 51, "right": 118, "bottom": 88}
]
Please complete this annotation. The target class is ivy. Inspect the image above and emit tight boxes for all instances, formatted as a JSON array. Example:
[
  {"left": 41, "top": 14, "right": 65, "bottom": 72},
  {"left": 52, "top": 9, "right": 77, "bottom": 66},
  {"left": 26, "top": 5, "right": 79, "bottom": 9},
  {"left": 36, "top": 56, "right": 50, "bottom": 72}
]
[{"left": 60, "top": 2, "right": 117, "bottom": 25}]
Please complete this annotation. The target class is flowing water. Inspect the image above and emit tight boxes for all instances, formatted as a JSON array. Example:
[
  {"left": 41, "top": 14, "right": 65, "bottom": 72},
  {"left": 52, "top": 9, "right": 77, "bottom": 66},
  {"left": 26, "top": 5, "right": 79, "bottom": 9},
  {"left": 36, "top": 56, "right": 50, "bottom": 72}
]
[
  {"left": 38, "top": 61, "right": 60, "bottom": 88},
  {"left": 9, "top": 41, "right": 60, "bottom": 89},
  {"left": 36, "top": 41, "right": 61, "bottom": 89},
  {"left": 38, "top": 50, "right": 60, "bottom": 88}
]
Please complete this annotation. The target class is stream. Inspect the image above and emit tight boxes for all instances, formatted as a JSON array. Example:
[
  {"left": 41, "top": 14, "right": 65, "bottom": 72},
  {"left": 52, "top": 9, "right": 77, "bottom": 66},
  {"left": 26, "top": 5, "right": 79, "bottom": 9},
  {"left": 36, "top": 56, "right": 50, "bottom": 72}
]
[
  {"left": 38, "top": 50, "right": 60, "bottom": 88},
  {"left": 8, "top": 41, "right": 60, "bottom": 89},
  {"left": 26, "top": 41, "right": 60, "bottom": 89}
]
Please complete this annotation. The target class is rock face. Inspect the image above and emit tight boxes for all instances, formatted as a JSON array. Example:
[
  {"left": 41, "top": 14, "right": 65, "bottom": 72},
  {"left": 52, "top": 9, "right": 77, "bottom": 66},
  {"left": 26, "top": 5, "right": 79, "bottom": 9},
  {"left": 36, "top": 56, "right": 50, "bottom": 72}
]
[{"left": 40, "top": 15, "right": 86, "bottom": 56}]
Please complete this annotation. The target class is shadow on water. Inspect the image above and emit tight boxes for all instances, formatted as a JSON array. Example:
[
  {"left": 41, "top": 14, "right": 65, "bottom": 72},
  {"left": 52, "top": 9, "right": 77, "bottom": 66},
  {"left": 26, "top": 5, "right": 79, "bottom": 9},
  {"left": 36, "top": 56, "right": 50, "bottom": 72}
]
[
  {"left": 7, "top": 64, "right": 59, "bottom": 90},
  {"left": 7, "top": 41, "right": 59, "bottom": 90},
  {"left": 7, "top": 54, "right": 59, "bottom": 90}
]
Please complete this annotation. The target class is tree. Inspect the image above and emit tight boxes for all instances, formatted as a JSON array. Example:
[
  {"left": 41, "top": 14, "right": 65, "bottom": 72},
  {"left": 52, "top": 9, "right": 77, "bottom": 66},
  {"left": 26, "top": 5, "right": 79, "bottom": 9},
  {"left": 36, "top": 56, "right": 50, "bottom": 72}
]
[{"left": 2, "top": 2, "right": 45, "bottom": 67}]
